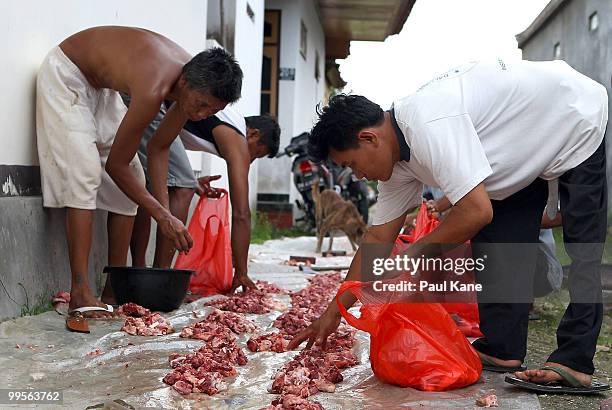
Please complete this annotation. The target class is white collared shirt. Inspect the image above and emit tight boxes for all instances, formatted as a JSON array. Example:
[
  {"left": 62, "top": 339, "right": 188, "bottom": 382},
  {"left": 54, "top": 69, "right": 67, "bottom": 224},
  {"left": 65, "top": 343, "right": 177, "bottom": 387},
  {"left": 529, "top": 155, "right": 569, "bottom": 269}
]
[{"left": 373, "top": 59, "right": 608, "bottom": 225}]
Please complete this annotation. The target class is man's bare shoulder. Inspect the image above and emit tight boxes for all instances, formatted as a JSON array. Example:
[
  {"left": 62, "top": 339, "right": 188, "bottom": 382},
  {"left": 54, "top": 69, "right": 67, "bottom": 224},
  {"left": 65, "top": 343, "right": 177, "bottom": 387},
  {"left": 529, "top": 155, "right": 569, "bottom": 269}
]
[{"left": 60, "top": 26, "right": 191, "bottom": 94}]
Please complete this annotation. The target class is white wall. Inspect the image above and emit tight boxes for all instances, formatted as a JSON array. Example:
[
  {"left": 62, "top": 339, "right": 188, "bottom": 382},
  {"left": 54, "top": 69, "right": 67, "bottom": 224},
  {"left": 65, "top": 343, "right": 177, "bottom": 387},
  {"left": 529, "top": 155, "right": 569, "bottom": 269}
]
[
  {"left": 288, "top": 0, "right": 326, "bottom": 207},
  {"left": 258, "top": 0, "right": 326, "bottom": 201},
  {"left": 192, "top": 0, "right": 265, "bottom": 210},
  {"left": 0, "top": 0, "right": 208, "bottom": 167},
  {"left": 293, "top": 1, "right": 326, "bottom": 134},
  {"left": 234, "top": 0, "right": 265, "bottom": 117},
  {"left": 257, "top": 0, "right": 299, "bottom": 196},
  {"left": 0, "top": 0, "right": 210, "bottom": 315}
]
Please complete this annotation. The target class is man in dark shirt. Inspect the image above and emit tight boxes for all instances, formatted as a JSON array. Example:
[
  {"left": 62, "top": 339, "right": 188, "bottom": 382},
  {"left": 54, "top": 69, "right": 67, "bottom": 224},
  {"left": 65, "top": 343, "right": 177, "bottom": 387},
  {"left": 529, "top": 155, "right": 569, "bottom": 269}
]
[{"left": 133, "top": 104, "right": 280, "bottom": 292}]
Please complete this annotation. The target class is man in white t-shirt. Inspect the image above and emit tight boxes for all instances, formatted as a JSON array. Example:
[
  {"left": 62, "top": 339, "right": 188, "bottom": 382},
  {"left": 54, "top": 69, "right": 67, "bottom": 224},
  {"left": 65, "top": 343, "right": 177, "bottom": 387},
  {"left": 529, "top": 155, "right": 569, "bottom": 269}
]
[{"left": 288, "top": 59, "right": 609, "bottom": 392}]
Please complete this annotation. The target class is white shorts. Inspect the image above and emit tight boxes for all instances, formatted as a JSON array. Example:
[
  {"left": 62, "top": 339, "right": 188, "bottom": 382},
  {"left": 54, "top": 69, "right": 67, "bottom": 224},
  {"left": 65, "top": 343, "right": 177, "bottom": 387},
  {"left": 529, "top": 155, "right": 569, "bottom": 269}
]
[{"left": 36, "top": 46, "right": 145, "bottom": 216}]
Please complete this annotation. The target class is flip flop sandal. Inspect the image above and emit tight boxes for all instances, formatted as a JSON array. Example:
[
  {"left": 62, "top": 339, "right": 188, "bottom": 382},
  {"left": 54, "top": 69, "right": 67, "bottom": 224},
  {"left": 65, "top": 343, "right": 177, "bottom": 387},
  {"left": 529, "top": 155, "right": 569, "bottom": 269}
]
[
  {"left": 505, "top": 365, "right": 610, "bottom": 394},
  {"left": 65, "top": 305, "right": 118, "bottom": 333},
  {"left": 66, "top": 313, "right": 90, "bottom": 333},
  {"left": 68, "top": 304, "right": 117, "bottom": 319},
  {"left": 480, "top": 355, "right": 527, "bottom": 373}
]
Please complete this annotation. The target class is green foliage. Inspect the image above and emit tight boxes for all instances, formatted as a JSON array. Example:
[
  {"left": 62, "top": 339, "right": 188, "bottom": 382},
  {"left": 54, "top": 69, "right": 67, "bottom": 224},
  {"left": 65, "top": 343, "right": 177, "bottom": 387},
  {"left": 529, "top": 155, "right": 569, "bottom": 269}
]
[
  {"left": 251, "top": 212, "right": 311, "bottom": 245},
  {"left": 251, "top": 212, "right": 274, "bottom": 244},
  {"left": 20, "top": 292, "right": 53, "bottom": 317}
]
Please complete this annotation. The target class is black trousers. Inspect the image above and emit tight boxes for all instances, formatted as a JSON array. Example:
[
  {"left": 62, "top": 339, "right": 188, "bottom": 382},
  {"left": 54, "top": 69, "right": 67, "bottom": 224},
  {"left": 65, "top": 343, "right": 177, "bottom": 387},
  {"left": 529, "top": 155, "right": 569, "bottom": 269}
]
[{"left": 472, "top": 142, "right": 606, "bottom": 374}]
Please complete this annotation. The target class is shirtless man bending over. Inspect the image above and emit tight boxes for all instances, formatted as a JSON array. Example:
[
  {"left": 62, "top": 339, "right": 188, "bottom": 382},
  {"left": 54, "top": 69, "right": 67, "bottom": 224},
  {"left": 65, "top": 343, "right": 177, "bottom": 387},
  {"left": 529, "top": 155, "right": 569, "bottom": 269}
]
[{"left": 36, "top": 26, "right": 243, "bottom": 318}]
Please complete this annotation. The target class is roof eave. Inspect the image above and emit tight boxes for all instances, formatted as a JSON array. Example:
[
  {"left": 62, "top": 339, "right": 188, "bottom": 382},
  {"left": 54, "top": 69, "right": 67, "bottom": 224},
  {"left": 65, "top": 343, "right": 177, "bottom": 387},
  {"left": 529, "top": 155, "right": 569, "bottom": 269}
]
[
  {"left": 320, "top": 0, "right": 416, "bottom": 60},
  {"left": 516, "top": 0, "right": 570, "bottom": 48},
  {"left": 386, "top": 0, "right": 417, "bottom": 37}
]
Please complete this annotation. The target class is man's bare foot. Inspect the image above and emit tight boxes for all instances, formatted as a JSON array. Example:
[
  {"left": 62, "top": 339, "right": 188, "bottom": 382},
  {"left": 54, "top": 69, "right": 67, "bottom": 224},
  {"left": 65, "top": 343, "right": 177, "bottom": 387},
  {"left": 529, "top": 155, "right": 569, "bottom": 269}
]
[
  {"left": 514, "top": 362, "right": 592, "bottom": 387},
  {"left": 69, "top": 288, "right": 115, "bottom": 319},
  {"left": 479, "top": 351, "right": 522, "bottom": 368}
]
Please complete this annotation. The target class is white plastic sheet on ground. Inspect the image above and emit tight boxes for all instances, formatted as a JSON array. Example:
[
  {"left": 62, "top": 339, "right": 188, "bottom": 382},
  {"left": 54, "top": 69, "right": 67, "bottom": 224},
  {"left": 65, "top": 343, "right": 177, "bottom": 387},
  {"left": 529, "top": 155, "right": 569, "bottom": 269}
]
[{"left": 0, "top": 236, "right": 540, "bottom": 409}]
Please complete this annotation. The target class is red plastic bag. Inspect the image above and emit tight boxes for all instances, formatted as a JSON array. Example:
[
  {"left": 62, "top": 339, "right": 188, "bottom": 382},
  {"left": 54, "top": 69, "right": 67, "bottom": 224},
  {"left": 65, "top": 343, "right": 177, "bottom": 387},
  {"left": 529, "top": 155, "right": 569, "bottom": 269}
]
[
  {"left": 336, "top": 281, "right": 482, "bottom": 391},
  {"left": 393, "top": 204, "right": 482, "bottom": 337},
  {"left": 174, "top": 190, "right": 233, "bottom": 296},
  {"left": 413, "top": 202, "right": 440, "bottom": 239}
]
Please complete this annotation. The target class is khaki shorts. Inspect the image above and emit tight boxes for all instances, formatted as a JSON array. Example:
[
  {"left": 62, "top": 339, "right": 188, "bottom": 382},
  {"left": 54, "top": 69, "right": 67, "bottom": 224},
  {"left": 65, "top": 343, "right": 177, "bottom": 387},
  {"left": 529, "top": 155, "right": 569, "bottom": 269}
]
[
  {"left": 36, "top": 46, "right": 145, "bottom": 216},
  {"left": 120, "top": 94, "right": 198, "bottom": 189}
]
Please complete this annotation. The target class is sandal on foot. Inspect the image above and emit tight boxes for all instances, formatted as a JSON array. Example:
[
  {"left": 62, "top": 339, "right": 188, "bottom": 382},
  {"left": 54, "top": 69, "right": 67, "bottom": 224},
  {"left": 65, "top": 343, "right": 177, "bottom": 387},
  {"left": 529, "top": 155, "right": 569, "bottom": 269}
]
[
  {"left": 66, "top": 305, "right": 118, "bottom": 333},
  {"left": 68, "top": 304, "right": 116, "bottom": 319},
  {"left": 505, "top": 365, "right": 610, "bottom": 394}
]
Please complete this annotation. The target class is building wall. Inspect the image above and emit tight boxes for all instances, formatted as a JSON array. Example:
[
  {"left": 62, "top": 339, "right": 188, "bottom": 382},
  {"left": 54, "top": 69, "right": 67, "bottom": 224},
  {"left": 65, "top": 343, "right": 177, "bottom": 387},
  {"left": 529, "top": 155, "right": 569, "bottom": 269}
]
[
  {"left": 193, "top": 0, "right": 264, "bottom": 211},
  {"left": 288, "top": 0, "right": 327, "bottom": 209},
  {"left": 257, "top": 0, "right": 300, "bottom": 197},
  {"left": 519, "top": 0, "right": 612, "bottom": 213},
  {"left": 257, "top": 0, "right": 326, "bottom": 214},
  {"left": 0, "top": 0, "right": 208, "bottom": 320}
]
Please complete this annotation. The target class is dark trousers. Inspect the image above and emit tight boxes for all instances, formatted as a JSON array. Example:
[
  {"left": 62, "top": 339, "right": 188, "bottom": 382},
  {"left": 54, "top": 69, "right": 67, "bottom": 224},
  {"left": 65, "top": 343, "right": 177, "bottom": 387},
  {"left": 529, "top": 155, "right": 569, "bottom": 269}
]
[{"left": 472, "top": 142, "right": 606, "bottom": 374}]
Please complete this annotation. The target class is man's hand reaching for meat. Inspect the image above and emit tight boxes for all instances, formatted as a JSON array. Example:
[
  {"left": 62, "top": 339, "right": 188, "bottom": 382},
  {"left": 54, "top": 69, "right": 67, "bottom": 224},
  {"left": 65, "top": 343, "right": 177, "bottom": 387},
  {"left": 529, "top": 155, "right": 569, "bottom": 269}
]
[
  {"left": 230, "top": 272, "right": 258, "bottom": 293},
  {"left": 287, "top": 306, "right": 342, "bottom": 351}
]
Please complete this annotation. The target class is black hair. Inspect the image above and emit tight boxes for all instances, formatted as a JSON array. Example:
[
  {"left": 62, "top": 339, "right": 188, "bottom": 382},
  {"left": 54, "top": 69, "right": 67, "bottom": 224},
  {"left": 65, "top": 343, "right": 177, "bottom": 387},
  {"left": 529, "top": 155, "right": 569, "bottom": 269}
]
[
  {"left": 245, "top": 115, "right": 281, "bottom": 158},
  {"left": 182, "top": 48, "right": 243, "bottom": 103},
  {"left": 308, "top": 94, "right": 384, "bottom": 162}
]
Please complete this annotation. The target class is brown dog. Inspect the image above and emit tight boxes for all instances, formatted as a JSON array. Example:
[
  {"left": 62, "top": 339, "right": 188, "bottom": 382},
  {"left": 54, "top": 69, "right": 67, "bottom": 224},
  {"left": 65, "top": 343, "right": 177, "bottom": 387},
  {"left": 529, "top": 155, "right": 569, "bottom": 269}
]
[{"left": 312, "top": 180, "right": 367, "bottom": 253}]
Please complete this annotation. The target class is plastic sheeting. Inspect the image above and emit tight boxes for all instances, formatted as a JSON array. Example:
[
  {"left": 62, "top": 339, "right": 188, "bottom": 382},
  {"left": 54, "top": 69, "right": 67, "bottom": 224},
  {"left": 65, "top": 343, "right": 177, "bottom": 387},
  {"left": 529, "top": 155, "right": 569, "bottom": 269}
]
[{"left": 0, "top": 237, "right": 540, "bottom": 409}]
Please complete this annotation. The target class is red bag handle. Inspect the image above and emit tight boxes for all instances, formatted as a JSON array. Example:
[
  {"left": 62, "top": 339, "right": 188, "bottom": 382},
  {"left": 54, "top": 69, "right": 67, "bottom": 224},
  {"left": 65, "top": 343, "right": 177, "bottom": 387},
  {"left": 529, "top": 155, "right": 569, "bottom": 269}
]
[
  {"left": 335, "top": 281, "right": 378, "bottom": 334},
  {"left": 206, "top": 187, "right": 228, "bottom": 199}
]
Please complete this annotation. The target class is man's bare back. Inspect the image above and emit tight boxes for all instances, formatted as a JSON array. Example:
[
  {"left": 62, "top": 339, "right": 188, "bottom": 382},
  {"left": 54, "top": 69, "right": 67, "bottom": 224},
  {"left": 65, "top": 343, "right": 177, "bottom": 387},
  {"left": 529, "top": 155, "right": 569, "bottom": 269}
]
[
  {"left": 55, "top": 26, "right": 243, "bottom": 253},
  {"left": 37, "top": 25, "right": 243, "bottom": 320},
  {"left": 60, "top": 26, "right": 188, "bottom": 99}
]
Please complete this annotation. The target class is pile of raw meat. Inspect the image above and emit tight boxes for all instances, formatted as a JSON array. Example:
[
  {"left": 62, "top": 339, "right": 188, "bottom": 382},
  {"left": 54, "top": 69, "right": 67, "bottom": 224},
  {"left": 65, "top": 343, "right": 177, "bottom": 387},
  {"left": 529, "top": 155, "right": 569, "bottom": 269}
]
[
  {"left": 203, "top": 281, "right": 287, "bottom": 314},
  {"left": 164, "top": 282, "right": 287, "bottom": 395},
  {"left": 289, "top": 272, "right": 342, "bottom": 315},
  {"left": 180, "top": 308, "right": 258, "bottom": 339},
  {"left": 272, "top": 308, "right": 320, "bottom": 336},
  {"left": 164, "top": 307, "right": 257, "bottom": 395},
  {"left": 252, "top": 272, "right": 359, "bottom": 409},
  {"left": 116, "top": 302, "right": 150, "bottom": 317},
  {"left": 163, "top": 334, "right": 248, "bottom": 395},
  {"left": 269, "top": 340, "right": 358, "bottom": 395},
  {"left": 247, "top": 332, "right": 292, "bottom": 353},
  {"left": 158, "top": 274, "right": 358, "bottom": 408},
  {"left": 117, "top": 303, "right": 174, "bottom": 336},
  {"left": 255, "top": 280, "right": 287, "bottom": 294},
  {"left": 247, "top": 271, "right": 345, "bottom": 352},
  {"left": 262, "top": 394, "right": 324, "bottom": 410}
]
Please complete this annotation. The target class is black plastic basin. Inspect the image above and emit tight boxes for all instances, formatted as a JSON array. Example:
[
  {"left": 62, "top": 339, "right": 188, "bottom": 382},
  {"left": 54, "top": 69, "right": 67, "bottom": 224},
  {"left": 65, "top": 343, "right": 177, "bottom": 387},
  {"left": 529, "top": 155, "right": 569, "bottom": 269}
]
[{"left": 104, "top": 266, "right": 193, "bottom": 312}]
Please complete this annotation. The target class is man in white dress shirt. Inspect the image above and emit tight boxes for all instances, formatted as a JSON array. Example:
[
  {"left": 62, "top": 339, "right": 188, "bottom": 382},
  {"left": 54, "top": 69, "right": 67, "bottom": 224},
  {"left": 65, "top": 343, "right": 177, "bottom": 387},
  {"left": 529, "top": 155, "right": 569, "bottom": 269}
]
[{"left": 289, "top": 59, "right": 609, "bottom": 392}]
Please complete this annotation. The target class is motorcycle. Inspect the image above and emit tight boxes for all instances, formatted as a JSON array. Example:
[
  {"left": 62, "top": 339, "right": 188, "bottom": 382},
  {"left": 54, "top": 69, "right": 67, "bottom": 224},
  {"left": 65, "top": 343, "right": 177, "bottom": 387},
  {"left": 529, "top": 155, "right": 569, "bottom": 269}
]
[{"left": 277, "top": 132, "right": 375, "bottom": 229}]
